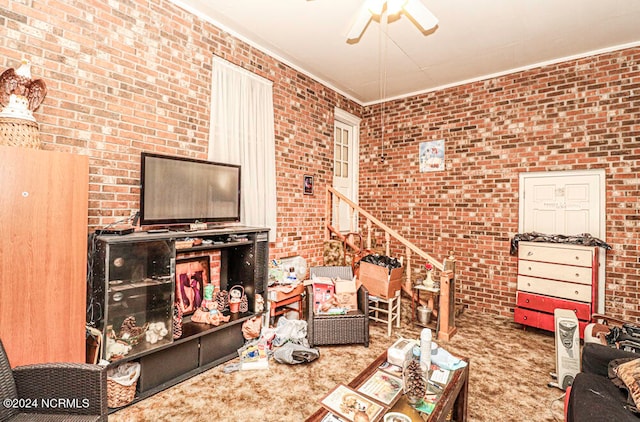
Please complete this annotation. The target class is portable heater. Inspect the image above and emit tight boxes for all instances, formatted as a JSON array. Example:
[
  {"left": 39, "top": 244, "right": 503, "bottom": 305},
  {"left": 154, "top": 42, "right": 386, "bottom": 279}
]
[{"left": 549, "top": 308, "right": 581, "bottom": 390}]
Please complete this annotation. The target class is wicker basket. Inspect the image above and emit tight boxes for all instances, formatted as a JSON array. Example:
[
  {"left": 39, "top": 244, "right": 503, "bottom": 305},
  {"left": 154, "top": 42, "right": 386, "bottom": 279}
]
[
  {"left": 107, "top": 378, "right": 137, "bottom": 408},
  {"left": 0, "top": 117, "right": 41, "bottom": 149},
  {"left": 107, "top": 362, "right": 140, "bottom": 408}
]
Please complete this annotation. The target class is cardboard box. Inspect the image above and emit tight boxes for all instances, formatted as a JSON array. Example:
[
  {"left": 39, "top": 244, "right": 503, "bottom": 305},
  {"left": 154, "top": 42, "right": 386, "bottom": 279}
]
[
  {"left": 312, "top": 281, "right": 335, "bottom": 313},
  {"left": 358, "top": 261, "right": 403, "bottom": 299},
  {"left": 333, "top": 278, "right": 359, "bottom": 311}
]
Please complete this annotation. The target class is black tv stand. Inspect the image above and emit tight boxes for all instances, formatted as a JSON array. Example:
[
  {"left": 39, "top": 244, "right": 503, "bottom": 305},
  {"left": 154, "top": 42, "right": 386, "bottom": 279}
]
[{"left": 88, "top": 226, "right": 269, "bottom": 411}]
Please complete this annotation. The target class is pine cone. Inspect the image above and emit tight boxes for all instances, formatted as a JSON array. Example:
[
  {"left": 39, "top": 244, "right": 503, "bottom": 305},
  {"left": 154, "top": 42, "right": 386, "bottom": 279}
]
[
  {"left": 403, "top": 359, "right": 427, "bottom": 401},
  {"left": 120, "top": 316, "right": 145, "bottom": 337},
  {"left": 173, "top": 303, "right": 183, "bottom": 339},
  {"left": 240, "top": 294, "right": 249, "bottom": 313},
  {"left": 215, "top": 290, "right": 229, "bottom": 312}
]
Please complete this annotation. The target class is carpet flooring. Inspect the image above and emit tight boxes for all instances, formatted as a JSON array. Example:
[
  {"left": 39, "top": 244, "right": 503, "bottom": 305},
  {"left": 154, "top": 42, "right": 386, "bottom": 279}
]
[{"left": 109, "top": 301, "right": 566, "bottom": 421}]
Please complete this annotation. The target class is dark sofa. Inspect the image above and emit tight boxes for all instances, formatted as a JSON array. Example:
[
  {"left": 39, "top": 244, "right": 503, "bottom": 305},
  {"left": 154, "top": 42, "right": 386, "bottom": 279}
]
[{"left": 565, "top": 342, "right": 639, "bottom": 421}]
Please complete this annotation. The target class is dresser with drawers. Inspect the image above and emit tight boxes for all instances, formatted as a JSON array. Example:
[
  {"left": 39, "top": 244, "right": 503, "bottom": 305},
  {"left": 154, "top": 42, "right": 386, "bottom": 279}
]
[{"left": 514, "top": 241, "right": 598, "bottom": 337}]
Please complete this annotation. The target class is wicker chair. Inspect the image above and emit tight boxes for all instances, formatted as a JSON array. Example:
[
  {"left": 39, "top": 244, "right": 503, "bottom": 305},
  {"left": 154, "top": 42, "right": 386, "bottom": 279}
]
[
  {"left": 0, "top": 338, "right": 108, "bottom": 422},
  {"left": 306, "top": 266, "right": 369, "bottom": 347}
]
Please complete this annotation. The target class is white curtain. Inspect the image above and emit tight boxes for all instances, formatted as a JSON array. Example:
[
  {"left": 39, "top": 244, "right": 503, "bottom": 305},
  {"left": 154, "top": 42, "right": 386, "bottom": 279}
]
[{"left": 209, "top": 56, "right": 277, "bottom": 241}]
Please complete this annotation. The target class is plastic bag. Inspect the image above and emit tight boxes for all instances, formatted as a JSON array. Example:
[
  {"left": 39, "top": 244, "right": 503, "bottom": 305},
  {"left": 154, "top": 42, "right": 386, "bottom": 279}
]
[
  {"left": 431, "top": 347, "right": 467, "bottom": 371},
  {"left": 273, "top": 317, "right": 309, "bottom": 347},
  {"left": 273, "top": 342, "right": 319, "bottom": 365},
  {"left": 107, "top": 362, "right": 140, "bottom": 386},
  {"left": 360, "top": 253, "right": 402, "bottom": 270},
  {"left": 242, "top": 316, "right": 262, "bottom": 340},
  {"left": 510, "top": 231, "right": 611, "bottom": 255}
]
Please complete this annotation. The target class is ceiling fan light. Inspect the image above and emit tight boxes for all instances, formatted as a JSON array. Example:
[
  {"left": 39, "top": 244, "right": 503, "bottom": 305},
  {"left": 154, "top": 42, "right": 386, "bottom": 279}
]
[
  {"left": 403, "top": 0, "right": 438, "bottom": 31},
  {"left": 346, "top": 3, "right": 374, "bottom": 40},
  {"left": 366, "top": 0, "right": 386, "bottom": 16},
  {"left": 387, "top": 0, "right": 407, "bottom": 16}
]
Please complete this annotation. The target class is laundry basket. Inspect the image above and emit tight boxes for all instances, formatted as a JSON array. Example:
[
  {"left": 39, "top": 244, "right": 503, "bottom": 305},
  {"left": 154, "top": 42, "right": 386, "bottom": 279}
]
[{"left": 107, "top": 361, "right": 141, "bottom": 408}]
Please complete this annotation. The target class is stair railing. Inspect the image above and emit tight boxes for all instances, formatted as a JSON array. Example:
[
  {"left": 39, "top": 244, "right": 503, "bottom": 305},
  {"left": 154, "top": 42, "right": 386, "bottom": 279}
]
[
  {"left": 324, "top": 186, "right": 453, "bottom": 289},
  {"left": 325, "top": 186, "right": 458, "bottom": 340}
]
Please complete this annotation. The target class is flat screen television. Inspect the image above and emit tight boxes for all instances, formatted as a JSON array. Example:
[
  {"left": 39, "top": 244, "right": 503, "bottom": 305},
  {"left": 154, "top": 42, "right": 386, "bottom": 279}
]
[{"left": 140, "top": 152, "right": 241, "bottom": 226}]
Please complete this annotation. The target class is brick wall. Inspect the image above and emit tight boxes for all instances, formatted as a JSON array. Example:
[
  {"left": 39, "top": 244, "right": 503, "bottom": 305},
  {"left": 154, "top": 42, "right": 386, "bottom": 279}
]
[
  {"left": 0, "top": 0, "right": 359, "bottom": 265},
  {"left": 360, "top": 48, "right": 640, "bottom": 322},
  {"left": 1, "top": 1, "right": 637, "bottom": 321}
]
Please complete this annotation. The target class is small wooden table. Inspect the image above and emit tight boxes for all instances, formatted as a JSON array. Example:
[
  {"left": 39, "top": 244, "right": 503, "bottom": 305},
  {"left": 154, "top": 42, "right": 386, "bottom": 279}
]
[
  {"left": 306, "top": 351, "right": 469, "bottom": 422},
  {"left": 268, "top": 283, "right": 305, "bottom": 326}
]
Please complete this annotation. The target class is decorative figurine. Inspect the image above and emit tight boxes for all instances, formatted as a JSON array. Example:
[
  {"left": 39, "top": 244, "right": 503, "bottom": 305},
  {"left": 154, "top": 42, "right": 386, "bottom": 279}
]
[
  {"left": 423, "top": 262, "right": 435, "bottom": 288},
  {"left": 0, "top": 58, "right": 47, "bottom": 122}
]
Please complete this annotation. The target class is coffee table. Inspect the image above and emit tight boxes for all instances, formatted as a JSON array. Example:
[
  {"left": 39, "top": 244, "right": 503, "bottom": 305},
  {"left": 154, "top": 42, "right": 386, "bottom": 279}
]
[{"left": 306, "top": 351, "right": 469, "bottom": 422}]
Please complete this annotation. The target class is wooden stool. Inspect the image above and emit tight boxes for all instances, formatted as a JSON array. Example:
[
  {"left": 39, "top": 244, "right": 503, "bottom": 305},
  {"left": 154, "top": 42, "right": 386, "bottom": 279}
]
[{"left": 368, "top": 290, "right": 401, "bottom": 337}]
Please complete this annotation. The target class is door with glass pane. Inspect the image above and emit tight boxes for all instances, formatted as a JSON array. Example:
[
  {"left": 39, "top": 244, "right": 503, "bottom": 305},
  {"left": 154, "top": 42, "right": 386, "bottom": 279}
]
[{"left": 333, "top": 119, "right": 358, "bottom": 232}]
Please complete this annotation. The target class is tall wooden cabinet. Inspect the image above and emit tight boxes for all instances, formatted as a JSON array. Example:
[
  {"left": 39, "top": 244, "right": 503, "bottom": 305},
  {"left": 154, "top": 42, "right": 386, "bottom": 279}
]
[
  {"left": 514, "top": 241, "right": 599, "bottom": 337},
  {"left": 0, "top": 145, "right": 88, "bottom": 367}
]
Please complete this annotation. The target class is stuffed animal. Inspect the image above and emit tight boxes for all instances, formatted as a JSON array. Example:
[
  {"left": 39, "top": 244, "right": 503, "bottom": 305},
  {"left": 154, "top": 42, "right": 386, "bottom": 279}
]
[
  {"left": 145, "top": 322, "right": 169, "bottom": 344},
  {"left": 106, "top": 337, "right": 131, "bottom": 361}
]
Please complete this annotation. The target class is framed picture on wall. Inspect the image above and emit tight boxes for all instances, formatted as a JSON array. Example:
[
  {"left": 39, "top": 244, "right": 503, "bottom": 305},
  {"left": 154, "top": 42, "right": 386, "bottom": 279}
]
[
  {"left": 419, "top": 139, "right": 445, "bottom": 172},
  {"left": 304, "top": 175, "right": 314, "bottom": 195},
  {"left": 175, "top": 256, "right": 210, "bottom": 315}
]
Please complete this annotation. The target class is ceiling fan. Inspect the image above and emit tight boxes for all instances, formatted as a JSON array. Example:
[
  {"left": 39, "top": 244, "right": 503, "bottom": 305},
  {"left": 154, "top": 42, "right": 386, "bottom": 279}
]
[{"left": 346, "top": 0, "right": 438, "bottom": 41}]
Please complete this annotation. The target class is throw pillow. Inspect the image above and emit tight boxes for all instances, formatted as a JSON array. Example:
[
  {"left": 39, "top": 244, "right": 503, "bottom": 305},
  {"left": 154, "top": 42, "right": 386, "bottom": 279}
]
[{"left": 613, "top": 358, "right": 640, "bottom": 409}]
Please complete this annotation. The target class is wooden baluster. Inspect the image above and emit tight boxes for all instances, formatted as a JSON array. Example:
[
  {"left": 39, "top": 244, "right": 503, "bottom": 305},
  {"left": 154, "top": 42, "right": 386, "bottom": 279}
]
[
  {"left": 385, "top": 232, "right": 390, "bottom": 256},
  {"left": 405, "top": 247, "right": 412, "bottom": 291},
  {"left": 325, "top": 188, "right": 331, "bottom": 240},
  {"left": 335, "top": 197, "right": 341, "bottom": 232},
  {"left": 366, "top": 219, "right": 372, "bottom": 249},
  {"left": 349, "top": 206, "right": 355, "bottom": 232}
]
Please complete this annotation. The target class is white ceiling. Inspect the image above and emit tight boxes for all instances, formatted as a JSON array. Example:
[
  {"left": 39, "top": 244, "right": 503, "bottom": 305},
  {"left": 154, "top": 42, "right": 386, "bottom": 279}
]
[{"left": 170, "top": 0, "right": 640, "bottom": 105}]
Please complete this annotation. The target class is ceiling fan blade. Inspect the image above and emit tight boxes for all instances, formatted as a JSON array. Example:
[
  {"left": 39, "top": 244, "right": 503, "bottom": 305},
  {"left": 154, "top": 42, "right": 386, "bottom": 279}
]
[
  {"left": 346, "top": 4, "right": 373, "bottom": 40},
  {"left": 403, "top": 0, "right": 438, "bottom": 31}
]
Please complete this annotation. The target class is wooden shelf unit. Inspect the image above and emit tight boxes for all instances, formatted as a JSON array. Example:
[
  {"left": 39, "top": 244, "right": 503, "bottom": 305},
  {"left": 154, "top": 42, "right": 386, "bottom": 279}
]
[{"left": 88, "top": 226, "right": 269, "bottom": 409}]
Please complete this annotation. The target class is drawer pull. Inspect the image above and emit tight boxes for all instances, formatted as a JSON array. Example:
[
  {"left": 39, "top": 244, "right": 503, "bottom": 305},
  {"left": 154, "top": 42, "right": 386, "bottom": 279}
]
[
  {"left": 575, "top": 273, "right": 580, "bottom": 277},
  {"left": 527, "top": 283, "right": 531, "bottom": 287},
  {"left": 527, "top": 251, "right": 533, "bottom": 256},
  {"left": 525, "top": 299, "right": 530, "bottom": 303},
  {"left": 523, "top": 315, "right": 528, "bottom": 320},
  {"left": 575, "top": 291, "right": 579, "bottom": 295},
  {"left": 528, "top": 266, "right": 532, "bottom": 271},
  {"left": 575, "top": 256, "right": 580, "bottom": 260}
]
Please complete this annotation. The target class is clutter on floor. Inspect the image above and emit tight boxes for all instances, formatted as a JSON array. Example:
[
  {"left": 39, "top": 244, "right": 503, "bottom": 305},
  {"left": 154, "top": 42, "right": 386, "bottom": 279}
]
[{"left": 224, "top": 317, "right": 320, "bottom": 373}]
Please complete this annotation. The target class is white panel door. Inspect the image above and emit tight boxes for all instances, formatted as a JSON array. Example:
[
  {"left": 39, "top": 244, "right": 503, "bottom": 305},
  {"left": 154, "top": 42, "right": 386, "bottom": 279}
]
[
  {"left": 520, "top": 170, "right": 603, "bottom": 237},
  {"left": 519, "top": 169, "right": 606, "bottom": 312},
  {"left": 332, "top": 112, "right": 360, "bottom": 233}
]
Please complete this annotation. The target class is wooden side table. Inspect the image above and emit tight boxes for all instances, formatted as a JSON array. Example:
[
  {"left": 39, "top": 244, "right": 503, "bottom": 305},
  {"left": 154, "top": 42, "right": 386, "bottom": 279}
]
[
  {"left": 412, "top": 284, "right": 440, "bottom": 327},
  {"left": 268, "top": 284, "right": 305, "bottom": 326}
]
